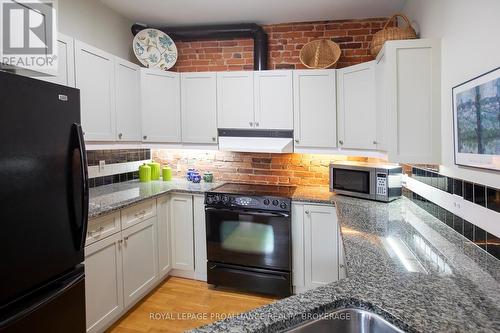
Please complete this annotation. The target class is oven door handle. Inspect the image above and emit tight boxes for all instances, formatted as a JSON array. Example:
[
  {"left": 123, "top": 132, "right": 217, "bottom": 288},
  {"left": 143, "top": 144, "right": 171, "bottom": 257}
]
[{"left": 205, "top": 207, "right": 290, "bottom": 218}]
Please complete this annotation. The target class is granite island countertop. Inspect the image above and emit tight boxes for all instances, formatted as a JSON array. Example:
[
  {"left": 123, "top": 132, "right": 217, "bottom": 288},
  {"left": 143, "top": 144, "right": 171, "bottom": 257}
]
[{"left": 190, "top": 195, "right": 500, "bottom": 333}]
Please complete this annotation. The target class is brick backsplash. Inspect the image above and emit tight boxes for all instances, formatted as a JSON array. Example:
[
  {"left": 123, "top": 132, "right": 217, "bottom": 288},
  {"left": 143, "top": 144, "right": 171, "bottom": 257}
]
[
  {"left": 171, "top": 17, "right": 395, "bottom": 72},
  {"left": 152, "top": 149, "right": 383, "bottom": 186}
]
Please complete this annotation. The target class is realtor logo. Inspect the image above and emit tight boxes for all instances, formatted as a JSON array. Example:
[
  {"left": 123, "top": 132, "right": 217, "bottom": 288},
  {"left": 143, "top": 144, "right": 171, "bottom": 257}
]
[{"left": 2, "top": 1, "right": 53, "bottom": 54}]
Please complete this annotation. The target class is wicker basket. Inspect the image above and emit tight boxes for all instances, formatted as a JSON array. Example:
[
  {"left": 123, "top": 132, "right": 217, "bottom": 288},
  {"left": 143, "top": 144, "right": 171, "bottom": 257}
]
[
  {"left": 299, "top": 39, "right": 341, "bottom": 69},
  {"left": 370, "top": 14, "right": 417, "bottom": 57}
]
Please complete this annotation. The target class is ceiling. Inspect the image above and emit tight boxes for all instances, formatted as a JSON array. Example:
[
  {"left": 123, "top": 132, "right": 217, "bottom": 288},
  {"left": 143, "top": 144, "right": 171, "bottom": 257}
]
[{"left": 99, "top": 0, "right": 407, "bottom": 27}]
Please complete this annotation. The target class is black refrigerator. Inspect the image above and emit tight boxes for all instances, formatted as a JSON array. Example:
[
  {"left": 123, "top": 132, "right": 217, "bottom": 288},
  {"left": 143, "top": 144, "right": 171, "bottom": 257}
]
[{"left": 0, "top": 71, "right": 88, "bottom": 333}]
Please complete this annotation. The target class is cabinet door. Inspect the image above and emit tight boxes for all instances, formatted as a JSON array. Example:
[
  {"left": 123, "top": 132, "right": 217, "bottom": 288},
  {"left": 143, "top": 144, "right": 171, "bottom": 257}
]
[
  {"left": 254, "top": 70, "right": 293, "bottom": 130},
  {"left": 122, "top": 217, "right": 158, "bottom": 308},
  {"left": 37, "top": 34, "right": 75, "bottom": 87},
  {"left": 304, "top": 204, "right": 338, "bottom": 289},
  {"left": 193, "top": 195, "right": 207, "bottom": 281},
  {"left": 170, "top": 194, "right": 194, "bottom": 271},
  {"left": 384, "top": 39, "right": 441, "bottom": 164},
  {"left": 115, "top": 58, "right": 141, "bottom": 142},
  {"left": 293, "top": 70, "right": 337, "bottom": 148},
  {"left": 141, "top": 69, "right": 181, "bottom": 142},
  {"left": 375, "top": 51, "right": 389, "bottom": 151},
  {"left": 217, "top": 71, "right": 254, "bottom": 129},
  {"left": 181, "top": 72, "right": 218, "bottom": 144},
  {"left": 337, "top": 61, "right": 377, "bottom": 150},
  {"left": 157, "top": 196, "right": 171, "bottom": 279},
  {"left": 84, "top": 232, "right": 123, "bottom": 333},
  {"left": 75, "top": 40, "right": 116, "bottom": 141}
]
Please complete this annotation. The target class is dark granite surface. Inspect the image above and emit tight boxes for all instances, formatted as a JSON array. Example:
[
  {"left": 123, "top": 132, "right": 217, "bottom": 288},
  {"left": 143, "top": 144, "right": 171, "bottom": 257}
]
[
  {"left": 190, "top": 195, "right": 500, "bottom": 333},
  {"left": 88, "top": 179, "right": 223, "bottom": 219}
]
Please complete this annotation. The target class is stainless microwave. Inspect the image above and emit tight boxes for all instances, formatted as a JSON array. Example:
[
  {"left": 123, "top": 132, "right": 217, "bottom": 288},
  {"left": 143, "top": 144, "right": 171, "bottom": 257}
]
[{"left": 329, "top": 162, "right": 402, "bottom": 202}]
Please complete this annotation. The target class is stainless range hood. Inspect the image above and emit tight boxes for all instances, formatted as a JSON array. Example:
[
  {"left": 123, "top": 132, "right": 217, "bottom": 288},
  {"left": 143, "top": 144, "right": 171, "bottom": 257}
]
[{"left": 218, "top": 129, "right": 294, "bottom": 153}]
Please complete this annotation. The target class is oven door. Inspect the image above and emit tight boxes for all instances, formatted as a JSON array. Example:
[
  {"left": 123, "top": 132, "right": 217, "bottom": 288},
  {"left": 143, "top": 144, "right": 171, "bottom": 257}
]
[{"left": 205, "top": 207, "right": 291, "bottom": 271}]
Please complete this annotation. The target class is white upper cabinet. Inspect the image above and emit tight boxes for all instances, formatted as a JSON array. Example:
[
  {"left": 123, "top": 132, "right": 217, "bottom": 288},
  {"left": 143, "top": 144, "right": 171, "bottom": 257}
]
[
  {"left": 293, "top": 69, "right": 337, "bottom": 149},
  {"left": 37, "top": 34, "right": 75, "bottom": 87},
  {"left": 337, "top": 61, "right": 377, "bottom": 150},
  {"left": 115, "top": 58, "right": 141, "bottom": 142},
  {"left": 254, "top": 70, "right": 293, "bottom": 130},
  {"left": 217, "top": 71, "right": 254, "bottom": 129},
  {"left": 75, "top": 40, "right": 116, "bottom": 141},
  {"left": 141, "top": 69, "right": 181, "bottom": 143},
  {"left": 375, "top": 52, "right": 389, "bottom": 152},
  {"left": 181, "top": 72, "right": 218, "bottom": 144},
  {"left": 376, "top": 39, "right": 441, "bottom": 164}
]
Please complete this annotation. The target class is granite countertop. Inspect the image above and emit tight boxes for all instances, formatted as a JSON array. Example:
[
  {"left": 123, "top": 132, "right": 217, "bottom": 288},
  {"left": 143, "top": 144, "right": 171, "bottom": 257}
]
[
  {"left": 88, "top": 178, "right": 223, "bottom": 219},
  {"left": 191, "top": 195, "right": 500, "bottom": 333}
]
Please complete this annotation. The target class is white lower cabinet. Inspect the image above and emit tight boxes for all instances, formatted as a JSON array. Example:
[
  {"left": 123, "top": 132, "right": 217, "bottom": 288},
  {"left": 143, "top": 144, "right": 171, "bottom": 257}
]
[
  {"left": 122, "top": 217, "right": 158, "bottom": 308},
  {"left": 170, "top": 194, "right": 195, "bottom": 272},
  {"left": 292, "top": 202, "right": 339, "bottom": 293},
  {"left": 84, "top": 232, "right": 123, "bottom": 333},
  {"left": 157, "top": 196, "right": 172, "bottom": 278},
  {"left": 193, "top": 195, "right": 207, "bottom": 281}
]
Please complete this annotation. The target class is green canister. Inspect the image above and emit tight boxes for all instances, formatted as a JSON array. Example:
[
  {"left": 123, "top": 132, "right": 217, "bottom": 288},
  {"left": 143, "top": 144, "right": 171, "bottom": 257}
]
[
  {"left": 162, "top": 166, "right": 172, "bottom": 181},
  {"left": 139, "top": 163, "right": 151, "bottom": 183},
  {"left": 148, "top": 162, "right": 161, "bottom": 180}
]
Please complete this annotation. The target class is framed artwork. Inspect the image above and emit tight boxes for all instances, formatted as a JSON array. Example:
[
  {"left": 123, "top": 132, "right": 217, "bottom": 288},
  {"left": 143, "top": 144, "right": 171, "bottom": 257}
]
[{"left": 452, "top": 67, "right": 500, "bottom": 171}]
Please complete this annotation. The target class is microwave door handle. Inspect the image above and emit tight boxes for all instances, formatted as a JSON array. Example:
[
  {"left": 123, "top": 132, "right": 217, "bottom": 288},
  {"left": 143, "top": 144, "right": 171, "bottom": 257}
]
[{"left": 205, "top": 207, "right": 290, "bottom": 218}]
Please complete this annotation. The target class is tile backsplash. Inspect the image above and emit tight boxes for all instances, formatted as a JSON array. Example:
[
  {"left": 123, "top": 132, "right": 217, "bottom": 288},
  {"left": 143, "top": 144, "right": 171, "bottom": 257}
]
[
  {"left": 86, "top": 149, "right": 151, "bottom": 188},
  {"left": 152, "top": 149, "right": 384, "bottom": 186}
]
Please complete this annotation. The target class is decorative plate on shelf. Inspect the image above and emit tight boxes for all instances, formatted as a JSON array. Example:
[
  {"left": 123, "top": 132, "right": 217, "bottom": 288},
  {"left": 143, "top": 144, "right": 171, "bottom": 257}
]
[{"left": 133, "top": 28, "right": 178, "bottom": 70}]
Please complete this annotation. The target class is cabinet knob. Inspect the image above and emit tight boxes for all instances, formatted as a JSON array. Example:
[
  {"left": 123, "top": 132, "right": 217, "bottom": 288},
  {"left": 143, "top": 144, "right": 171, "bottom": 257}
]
[
  {"left": 373, "top": 140, "right": 378, "bottom": 145},
  {"left": 255, "top": 122, "right": 259, "bottom": 127},
  {"left": 143, "top": 135, "right": 147, "bottom": 140},
  {"left": 339, "top": 140, "right": 344, "bottom": 145},
  {"left": 124, "top": 236, "right": 129, "bottom": 241},
  {"left": 295, "top": 139, "right": 299, "bottom": 144},
  {"left": 305, "top": 210, "right": 310, "bottom": 215},
  {"left": 118, "top": 133, "right": 123, "bottom": 139},
  {"left": 249, "top": 122, "right": 254, "bottom": 127},
  {"left": 212, "top": 137, "right": 216, "bottom": 142}
]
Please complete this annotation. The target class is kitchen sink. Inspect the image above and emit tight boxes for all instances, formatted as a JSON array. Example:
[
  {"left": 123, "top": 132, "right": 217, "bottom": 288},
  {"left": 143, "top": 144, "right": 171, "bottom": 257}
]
[{"left": 285, "top": 308, "right": 405, "bottom": 333}]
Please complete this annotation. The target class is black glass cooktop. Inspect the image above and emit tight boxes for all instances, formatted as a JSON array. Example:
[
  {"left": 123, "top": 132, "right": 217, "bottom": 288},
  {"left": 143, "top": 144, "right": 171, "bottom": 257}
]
[{"left": 210, "top": 183, "right": 297, "bottom": 198}]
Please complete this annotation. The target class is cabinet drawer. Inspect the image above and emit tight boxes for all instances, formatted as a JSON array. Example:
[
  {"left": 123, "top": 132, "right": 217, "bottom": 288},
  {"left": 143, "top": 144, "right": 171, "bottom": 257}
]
[
  {"left": 121, "top": 199, "right": 157, "bottom": 230},
  {"left": 86, "top": 212, "right": 121, "bottom": 246}
]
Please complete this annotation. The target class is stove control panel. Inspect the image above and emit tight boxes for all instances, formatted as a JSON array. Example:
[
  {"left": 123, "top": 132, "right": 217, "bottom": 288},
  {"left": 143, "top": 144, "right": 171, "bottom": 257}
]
[{"left": 205, "top": 193, "right": 291, "bottom": 213}]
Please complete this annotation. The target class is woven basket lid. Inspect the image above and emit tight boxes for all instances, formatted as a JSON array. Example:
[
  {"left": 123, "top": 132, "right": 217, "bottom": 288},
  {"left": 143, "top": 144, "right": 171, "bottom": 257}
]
[{"left": 300, "top": 39, "right": 341, "bottom": 69}]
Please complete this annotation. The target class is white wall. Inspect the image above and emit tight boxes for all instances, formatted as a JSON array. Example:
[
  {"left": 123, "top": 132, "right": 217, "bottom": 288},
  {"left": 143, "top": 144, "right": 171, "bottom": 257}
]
[
  {"left": 403, "top": 0, "right": 500, "bottom": 188},
  {"left": 58, "top": 0, "right": 134, "bottom": 60}
]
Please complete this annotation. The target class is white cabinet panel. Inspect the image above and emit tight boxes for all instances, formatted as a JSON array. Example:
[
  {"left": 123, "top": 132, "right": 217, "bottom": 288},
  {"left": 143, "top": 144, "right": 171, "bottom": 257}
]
[
  {"left": 254, "top": 70, "right": 293, "bottom": 129},
  {"left": 85, "top": 212, "right": 120, "bottom": 246},
  {"left": 337, "top": 61, "right": 377, "bottom": 150},
  {"left": 121, "top": 199, "right": 157, "bottom": 230},
  {"left": 181, "top": 72, "right": 218, "bottom": 144},
  {"left": 84, "top": 232, "right": 123, "bottom": 333},
  {"left": 141, "top": 69, "right": 181, "bottom": 143},
  {"left": 375, "top": 51, "right": 389, "bottom": 151},
  {"left": 122, "top": 217, "right": 158, "bottom": 308},
  {"left": 157, "top": 195, "right": 172, "bottom": 279},
  {"left": 115, "top": 58, "right": 141, "bottom": 142},
  {"left": 193, "top": 195, "right": 207, "bottom": 281},
  {"left": 75, "top": 40, "right": 116, "bottom": 141},
  {"left": 37, "top": 34, "right": 75, "bottom": 87},
  {"left": 292, "top": 203, "right": 305, "bottom": 292},
  {"left": 170, "top": 194, "right": 194, "bottom": 271},
  {"left": 376, "top": 39, "right": 441, "bottom": 164},
  {"left": 217, "top": 71, "right": 254, "bottom": 129},
  {"left": 293, "top": 70, "right": 337, "bottom": 149},
  {"left": 304, "top": 204, "right": 338, "bottom": 289}
]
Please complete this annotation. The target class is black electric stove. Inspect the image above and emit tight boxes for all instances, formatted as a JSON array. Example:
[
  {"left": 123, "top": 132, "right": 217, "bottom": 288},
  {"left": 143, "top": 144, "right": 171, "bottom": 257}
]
[{"left": 204, "top": 183, "right": 296, "bottom": 296}]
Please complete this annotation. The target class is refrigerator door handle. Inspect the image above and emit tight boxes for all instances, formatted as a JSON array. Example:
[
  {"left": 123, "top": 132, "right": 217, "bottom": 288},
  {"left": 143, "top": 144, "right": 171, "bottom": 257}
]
[{"left": 72, "top": 123, "right": 89, "bottom": 251}]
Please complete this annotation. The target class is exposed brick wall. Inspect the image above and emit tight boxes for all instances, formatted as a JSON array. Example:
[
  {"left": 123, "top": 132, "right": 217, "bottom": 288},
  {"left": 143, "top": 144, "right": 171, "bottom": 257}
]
[
  {"left": 152, "top": 150, "right": 383, "bottom": 186},
  {"left": 172, "top": 17, "right": 395, "bottom": 72}
]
